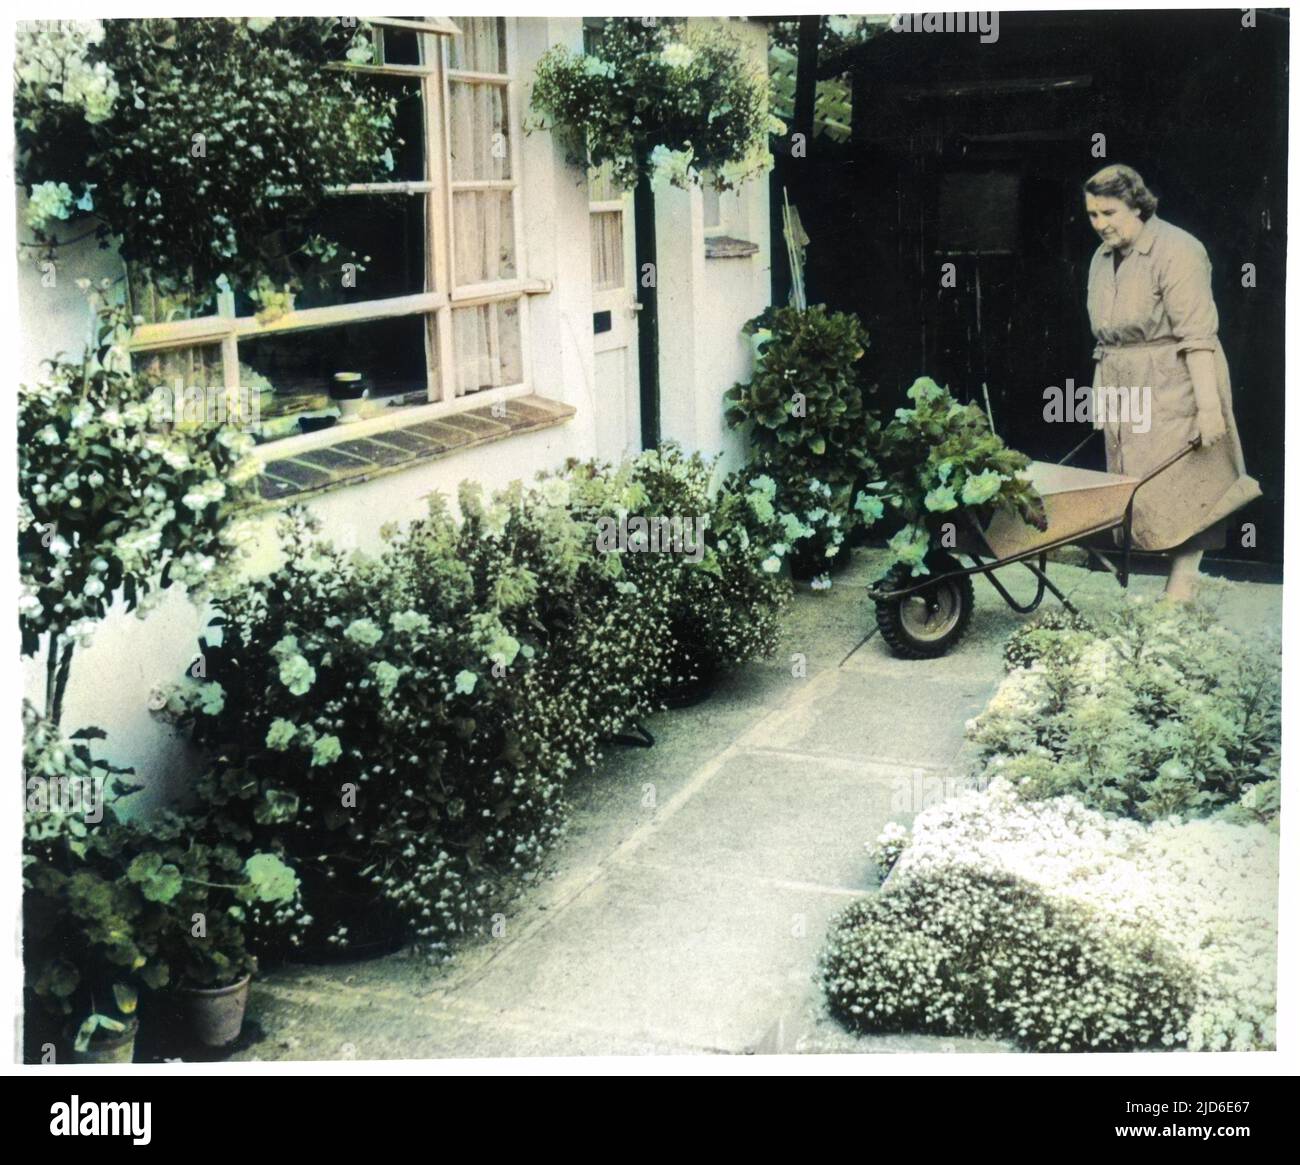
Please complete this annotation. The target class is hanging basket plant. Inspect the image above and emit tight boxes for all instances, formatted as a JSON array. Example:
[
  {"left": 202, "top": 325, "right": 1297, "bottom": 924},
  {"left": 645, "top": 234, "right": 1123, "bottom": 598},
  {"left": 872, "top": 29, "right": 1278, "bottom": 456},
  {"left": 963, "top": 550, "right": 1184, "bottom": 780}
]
[
  {"left": 529, "top": 17, "right": 782, "bottom": 191},
  {"left": 14, "top": 18, "right": 398, "bottom": 310}
]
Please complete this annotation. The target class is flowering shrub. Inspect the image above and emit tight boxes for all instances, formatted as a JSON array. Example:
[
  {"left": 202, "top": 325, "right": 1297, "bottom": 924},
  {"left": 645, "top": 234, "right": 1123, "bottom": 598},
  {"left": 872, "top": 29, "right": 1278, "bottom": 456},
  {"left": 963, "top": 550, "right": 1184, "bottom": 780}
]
[
  {"left": 529, "top": 18, "right": 777, "bottom": 192},
  {"left": 863, "top": 376, "right": 1046, "bottom": 575},
  {"left": 606, "top": 447, "right": 792, "bottom": 684},
  {"left": 19, "top": 289, "right": 259, "bottom": 723},
  {"left": 15, "top": 18, "right": 396, "bottom": 305},
  {"left": 821, "top": 859, "right": 1196, "bottom": 1052},
  {"left": 974, "top": 593, "right": 1281, "bottom": 821},
  {"left": 868, "top": 779, "right": 1278, "bottom": 1051},
  {"left": 161, "top": 451, "right": 792, "bottom": 950},
  {"left": 725, "top": 305, "right": 879, "bottom": 580}
]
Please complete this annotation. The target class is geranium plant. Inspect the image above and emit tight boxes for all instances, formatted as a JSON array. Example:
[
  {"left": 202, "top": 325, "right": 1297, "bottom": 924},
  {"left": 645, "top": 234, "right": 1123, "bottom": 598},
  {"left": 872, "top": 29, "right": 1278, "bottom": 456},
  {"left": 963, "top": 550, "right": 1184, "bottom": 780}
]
[
  {"left": 863, "top": 376, "right": 1047, "bottom": 575},
  {"left": 15, "top": 17, "right": 397, "bottom": 308},
  {"left": 529, "top": 17, "right": 778, "bottom": 191}
]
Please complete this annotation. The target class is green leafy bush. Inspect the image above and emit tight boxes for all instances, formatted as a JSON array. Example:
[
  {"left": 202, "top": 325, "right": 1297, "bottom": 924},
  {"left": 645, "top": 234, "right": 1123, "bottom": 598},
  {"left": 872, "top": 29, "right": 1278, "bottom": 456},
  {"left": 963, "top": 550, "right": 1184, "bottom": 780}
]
[
  {"left": 974, "top": 593, "right": 1281, "bottom": 821},
  {"left": 22, "top": 704, "right": 301, "bottom": 1033},
  {"left": 865, "top": 376, "right": 1046, "bottom": 575},
  {"left": 821, "top": 862, "right": 1195, "bottom": 1052},
  {"left": 163, "top": 451, "right": 792, "bottom": 951},
  {"left": 529, "top": 17, "right": 776, "bottom": 192},
  {"left": 15, "top": 18, "right": 396, "bottom": 305},
  {"left": 725, "top": 304, "right": 878, "bottom": 577}
]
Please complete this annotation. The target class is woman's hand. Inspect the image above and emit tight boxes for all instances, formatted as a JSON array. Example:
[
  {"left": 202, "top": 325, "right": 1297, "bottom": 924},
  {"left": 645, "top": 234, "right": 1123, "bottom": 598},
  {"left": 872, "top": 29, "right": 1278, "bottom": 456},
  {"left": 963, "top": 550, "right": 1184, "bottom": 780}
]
[
  {"left": 1197, "top": 406, "right": 1227, "bottom": 447},
  {"left": 1186, "top": 349, "right": 1227, "bottom": 447}
]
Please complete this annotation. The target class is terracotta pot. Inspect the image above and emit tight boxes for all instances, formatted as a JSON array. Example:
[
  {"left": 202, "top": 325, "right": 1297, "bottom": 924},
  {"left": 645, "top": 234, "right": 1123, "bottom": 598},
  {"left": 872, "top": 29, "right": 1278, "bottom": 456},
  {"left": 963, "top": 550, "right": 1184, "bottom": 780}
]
[
  {"left": 177, "top": 974, "right": 251, "bottom": 1047},
  {"left": 67, "top": 1017, "right": 138, "bottom": 1065}
]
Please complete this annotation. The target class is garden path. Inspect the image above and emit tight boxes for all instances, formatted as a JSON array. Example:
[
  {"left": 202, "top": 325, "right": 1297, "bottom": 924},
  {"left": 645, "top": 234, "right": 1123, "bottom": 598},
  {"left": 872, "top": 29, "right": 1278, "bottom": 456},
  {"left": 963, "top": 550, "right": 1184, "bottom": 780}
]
[{"left": 231, "top": 550, "right": 1281, "bottom": 1061}]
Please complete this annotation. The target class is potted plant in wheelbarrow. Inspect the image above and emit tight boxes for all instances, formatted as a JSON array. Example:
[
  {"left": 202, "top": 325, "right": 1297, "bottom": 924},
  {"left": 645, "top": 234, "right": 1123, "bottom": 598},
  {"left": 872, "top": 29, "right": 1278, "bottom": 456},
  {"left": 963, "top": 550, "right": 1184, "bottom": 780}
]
[{"left": 858, "top": 377, "right": 1047, "bottom": 658}]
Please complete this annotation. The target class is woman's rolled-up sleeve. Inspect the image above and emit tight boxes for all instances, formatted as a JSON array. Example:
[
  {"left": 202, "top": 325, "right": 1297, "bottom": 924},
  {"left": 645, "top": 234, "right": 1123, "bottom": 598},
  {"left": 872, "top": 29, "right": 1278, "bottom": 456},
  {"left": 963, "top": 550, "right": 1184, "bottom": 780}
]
[{"left": 1160, "top": 237, "right": 1220, "bottom": 354}]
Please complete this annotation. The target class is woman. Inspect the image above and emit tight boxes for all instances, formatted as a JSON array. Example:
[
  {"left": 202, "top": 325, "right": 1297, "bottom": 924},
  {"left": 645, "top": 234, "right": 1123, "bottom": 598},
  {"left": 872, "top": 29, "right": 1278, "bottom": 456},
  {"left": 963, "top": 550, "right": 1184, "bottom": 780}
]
[{"left": 1084, "top": 164, "right": 1260, "bottom": 600}]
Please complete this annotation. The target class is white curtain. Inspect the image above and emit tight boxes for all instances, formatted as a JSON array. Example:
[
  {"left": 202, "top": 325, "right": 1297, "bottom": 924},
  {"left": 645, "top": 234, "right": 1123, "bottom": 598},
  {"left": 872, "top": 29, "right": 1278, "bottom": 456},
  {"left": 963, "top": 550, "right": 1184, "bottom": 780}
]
[
  {"left": 590, "top": 211, "right": 624, "bottom": 291},
  {"left": 450, "top": 16, "right": 506, "bottom": 73},
  {"left": 453, "top": 300, "right": 521, "bottom": 394}
]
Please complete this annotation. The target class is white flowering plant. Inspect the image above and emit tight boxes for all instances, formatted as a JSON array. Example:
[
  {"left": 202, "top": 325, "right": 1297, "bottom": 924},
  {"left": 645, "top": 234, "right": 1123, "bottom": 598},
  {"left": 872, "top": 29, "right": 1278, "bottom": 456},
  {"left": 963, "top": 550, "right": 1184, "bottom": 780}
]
[
  {"left": 975, "top": 593, "right": 1281, "bottom": 822},
  {"left": 864, "top": 376, "right": 1046, "bottom": 576},
  {"left": 162, "top": 450, "right": 793, "bottom": 952},
  {"left": 821, "top": 857, "right": 1197, "bottom": 1052},
  {"left": 15, "top": 18, "right": 397, "bottom": 307},
  {"left": 853, "top": 779, "right": 1278, "bottom": 1051},
  {"left": 529, "top": 18, "right": 776, "bottom": 192},
  {"left": 19, "top": 289, "right": 259, "bottom": 724}
]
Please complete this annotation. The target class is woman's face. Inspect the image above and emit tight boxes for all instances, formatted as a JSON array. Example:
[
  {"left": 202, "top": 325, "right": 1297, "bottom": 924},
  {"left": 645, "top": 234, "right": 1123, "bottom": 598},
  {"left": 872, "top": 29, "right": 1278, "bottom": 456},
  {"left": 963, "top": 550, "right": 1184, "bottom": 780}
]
[{"left": 1085, "top": 193, "right": 1145, "bottom": 251}]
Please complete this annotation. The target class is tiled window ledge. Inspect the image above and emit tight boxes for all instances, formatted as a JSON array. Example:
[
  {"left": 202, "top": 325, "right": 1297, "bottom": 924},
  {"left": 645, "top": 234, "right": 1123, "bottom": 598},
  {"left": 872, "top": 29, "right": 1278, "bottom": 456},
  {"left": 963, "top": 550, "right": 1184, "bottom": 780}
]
[
  {"left": 704, "top": 235, "right": 760, "bottom": 259},
  {"left": 255, "top": 394, "right": 576, "bottom": 504}
]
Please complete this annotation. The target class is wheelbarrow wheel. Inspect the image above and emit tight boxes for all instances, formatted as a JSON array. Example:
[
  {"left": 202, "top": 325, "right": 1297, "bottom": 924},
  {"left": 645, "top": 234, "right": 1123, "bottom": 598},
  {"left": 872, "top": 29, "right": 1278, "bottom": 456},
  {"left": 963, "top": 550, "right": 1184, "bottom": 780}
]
[{"left": 874, "top": 552, "right": 975, "bottom": 659}]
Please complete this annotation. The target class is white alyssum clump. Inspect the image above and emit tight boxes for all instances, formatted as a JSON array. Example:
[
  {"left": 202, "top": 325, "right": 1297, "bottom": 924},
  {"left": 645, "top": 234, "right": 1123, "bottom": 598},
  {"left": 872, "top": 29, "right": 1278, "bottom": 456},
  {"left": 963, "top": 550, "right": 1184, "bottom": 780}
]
[{"left": 892, "top": 779, "right": 1278, "bottom": 1051}]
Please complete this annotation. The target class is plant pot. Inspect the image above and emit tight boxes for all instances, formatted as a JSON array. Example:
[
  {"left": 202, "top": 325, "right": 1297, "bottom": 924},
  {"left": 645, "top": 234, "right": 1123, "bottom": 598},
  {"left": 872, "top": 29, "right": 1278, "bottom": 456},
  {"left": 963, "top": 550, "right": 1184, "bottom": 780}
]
[
  {"left": 329, "top": 371, "right": 367, "bottom": 399},
  {"left": 177, "top": 974, "right": 251, "bottom": 1047},
  {"left": 66, "top": 1017, "right": 138, "bottom": 1065}
]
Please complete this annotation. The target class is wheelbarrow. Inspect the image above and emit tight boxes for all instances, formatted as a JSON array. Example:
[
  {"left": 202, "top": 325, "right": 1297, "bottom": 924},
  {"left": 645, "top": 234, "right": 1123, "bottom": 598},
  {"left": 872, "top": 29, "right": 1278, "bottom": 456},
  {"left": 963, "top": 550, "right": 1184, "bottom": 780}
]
[{"left": 867, "top": 435, "right": 1201, "bottom": 659}]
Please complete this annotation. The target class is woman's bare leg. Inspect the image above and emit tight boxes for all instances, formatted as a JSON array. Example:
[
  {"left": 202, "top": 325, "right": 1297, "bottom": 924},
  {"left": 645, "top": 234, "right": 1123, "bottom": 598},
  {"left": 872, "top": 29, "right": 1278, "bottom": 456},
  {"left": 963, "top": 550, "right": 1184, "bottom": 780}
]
[{"left": 1164, "top": 550, "right": 1204, "bottom": 601}]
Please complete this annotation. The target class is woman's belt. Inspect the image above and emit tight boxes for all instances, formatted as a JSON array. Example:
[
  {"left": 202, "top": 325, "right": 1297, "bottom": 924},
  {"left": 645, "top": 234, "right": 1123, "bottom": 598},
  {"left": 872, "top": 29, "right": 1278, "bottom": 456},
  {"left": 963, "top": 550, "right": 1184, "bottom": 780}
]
[{"left": 1093, "top": 336, "right": 1181, "bottom": 360}]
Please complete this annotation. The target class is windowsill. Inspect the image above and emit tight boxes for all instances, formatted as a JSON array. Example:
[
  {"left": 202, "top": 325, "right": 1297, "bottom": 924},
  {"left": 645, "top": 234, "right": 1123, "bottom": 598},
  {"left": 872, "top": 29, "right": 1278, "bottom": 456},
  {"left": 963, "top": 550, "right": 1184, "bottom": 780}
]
[
  {"left": 254, "top": 392, "right": 576, "bottom": 505},
  {"left": 704, "top": 235, "right": 760, "bottom": 260}
]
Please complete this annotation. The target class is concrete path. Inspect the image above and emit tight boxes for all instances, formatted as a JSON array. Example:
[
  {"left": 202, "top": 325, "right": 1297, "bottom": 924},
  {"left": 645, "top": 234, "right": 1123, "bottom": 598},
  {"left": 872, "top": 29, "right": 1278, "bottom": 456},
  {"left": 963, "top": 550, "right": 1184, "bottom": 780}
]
[{"left": 232, "top": 549, "right": 1280, "bottom": 1061}]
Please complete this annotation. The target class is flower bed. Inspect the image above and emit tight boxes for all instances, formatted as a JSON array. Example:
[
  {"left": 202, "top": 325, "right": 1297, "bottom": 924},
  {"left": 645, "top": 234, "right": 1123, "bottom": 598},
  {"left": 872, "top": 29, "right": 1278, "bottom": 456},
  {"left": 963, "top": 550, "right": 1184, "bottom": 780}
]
[
  {"left": 823, "top": 594, "right": 1281, "bottom": 1052},
  {"left": 973, "top": 592, "right": 1281, "bottom": 821}
]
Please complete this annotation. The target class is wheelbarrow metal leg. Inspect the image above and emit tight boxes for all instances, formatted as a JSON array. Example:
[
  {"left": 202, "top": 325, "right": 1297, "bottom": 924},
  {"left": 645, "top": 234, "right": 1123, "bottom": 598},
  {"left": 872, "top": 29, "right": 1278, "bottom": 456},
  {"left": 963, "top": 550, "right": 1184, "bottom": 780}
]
[
  {"left": 971, "top": 552, "right": 1052, "bottom": 615},
  {"left": 1021, "top": 556, "right": 1078, "bottom": 615}
]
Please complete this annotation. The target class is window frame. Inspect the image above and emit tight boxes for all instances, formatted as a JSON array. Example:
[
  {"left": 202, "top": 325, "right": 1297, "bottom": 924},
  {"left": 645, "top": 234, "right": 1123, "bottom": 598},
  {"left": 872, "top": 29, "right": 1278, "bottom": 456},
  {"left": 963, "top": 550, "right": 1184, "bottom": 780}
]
[{"left": 126, "top": 16, "right": 547, "bottom": 460}]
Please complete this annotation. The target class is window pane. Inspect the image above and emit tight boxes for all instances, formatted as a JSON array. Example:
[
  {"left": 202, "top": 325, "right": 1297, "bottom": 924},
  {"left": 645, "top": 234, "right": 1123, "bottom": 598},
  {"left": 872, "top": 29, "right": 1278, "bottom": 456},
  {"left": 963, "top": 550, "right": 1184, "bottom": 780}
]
[
  {"left": 452, "top": 299, "right": 521, "bottom": 393},
  {"left": 449, "top": 81, "right": 510, "bottom": 181},
  {"left": 369, "top": 74, "right": 426, "bottom": 183},
  {"left": 133, "top": 345, "right": 224, "bottom": 392},
  {"left": 588, "top": 160, "right": 623, "bottom": 203},
  {"left": 449, "top": 16, "right": 507, "bottom": 72},
  {"left": 591, "top": 212, "right": 624, "bottom": 291},
  {"left": 284, "top": 194, "right": 428, "bottom": 310},
  {"left": 240, "top": 315, "right": 432, "bottom": 437},
  {"left": 453, "top": 191, "right": 516, "bottom": 286},
  {"left": 379, "top": 27, "right": 422, "bottom": 66}
]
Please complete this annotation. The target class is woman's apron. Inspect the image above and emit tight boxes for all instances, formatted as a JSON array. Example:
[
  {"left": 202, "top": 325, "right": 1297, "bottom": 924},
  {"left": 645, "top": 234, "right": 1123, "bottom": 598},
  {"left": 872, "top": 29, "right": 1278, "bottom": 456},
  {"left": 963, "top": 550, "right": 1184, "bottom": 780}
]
[{"left": 1092, "top": 336, "right": 1261, "bottom": 552}]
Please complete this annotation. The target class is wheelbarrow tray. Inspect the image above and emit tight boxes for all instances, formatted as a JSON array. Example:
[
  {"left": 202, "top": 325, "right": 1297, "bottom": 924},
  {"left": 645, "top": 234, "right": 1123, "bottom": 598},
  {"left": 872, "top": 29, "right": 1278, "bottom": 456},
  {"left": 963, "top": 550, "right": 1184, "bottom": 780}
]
[{"left": 978, "top": 461, "right": 1140, "bottom": 559}]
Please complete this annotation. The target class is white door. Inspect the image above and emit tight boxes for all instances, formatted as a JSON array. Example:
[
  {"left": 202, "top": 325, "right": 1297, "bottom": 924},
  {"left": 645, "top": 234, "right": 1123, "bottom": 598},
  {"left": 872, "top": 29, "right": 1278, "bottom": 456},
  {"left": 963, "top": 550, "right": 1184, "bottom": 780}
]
[{"left": 589, "top": 163, "right": 641, "bottom": 460}]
